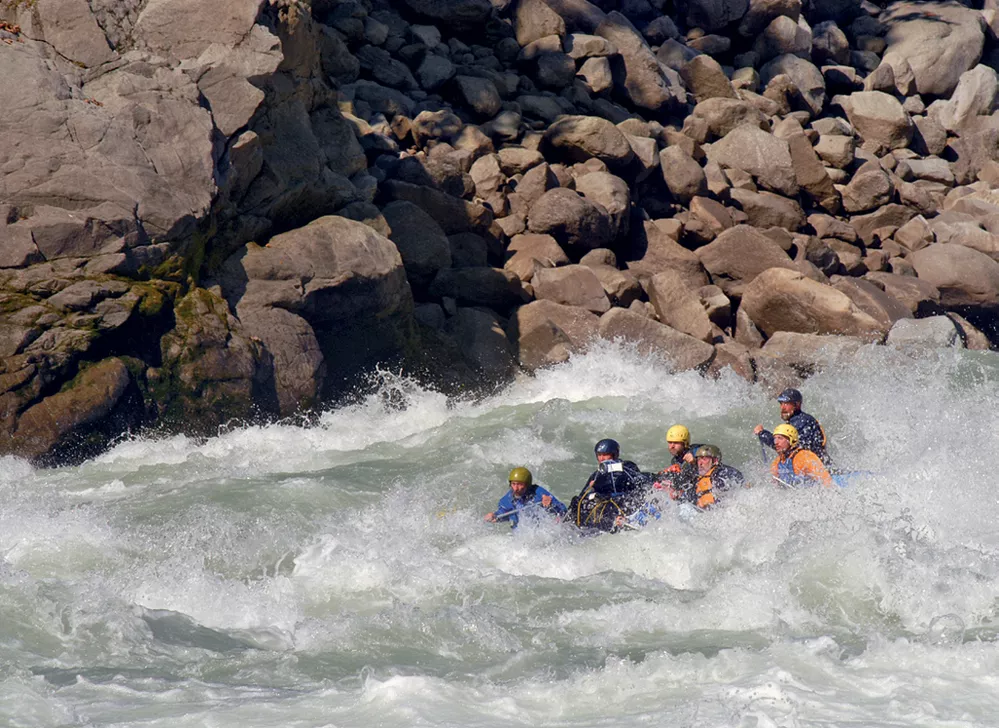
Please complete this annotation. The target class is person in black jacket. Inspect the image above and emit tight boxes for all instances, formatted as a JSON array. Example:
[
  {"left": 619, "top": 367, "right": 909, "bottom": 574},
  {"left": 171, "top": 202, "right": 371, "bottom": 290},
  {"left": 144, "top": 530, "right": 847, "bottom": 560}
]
[
  {"left": 754, "top": 388, "right": 831, "bottom": 465},
  {"left": 569, "top": 438, "right": 649, "bottom": 532}
]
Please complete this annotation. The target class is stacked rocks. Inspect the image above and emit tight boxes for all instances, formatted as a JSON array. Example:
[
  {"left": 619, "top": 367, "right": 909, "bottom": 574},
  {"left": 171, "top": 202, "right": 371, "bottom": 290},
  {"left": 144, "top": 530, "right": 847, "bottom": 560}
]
[{"left": 1, "top": 0, "right": 998, "bottom": 463}]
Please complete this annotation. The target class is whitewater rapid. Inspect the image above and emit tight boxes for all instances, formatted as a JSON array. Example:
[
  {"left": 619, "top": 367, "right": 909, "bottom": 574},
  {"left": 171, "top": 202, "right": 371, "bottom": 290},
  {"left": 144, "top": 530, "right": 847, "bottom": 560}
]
[{"left": 2, "top": 341, "right": 999, "bottom": 727}]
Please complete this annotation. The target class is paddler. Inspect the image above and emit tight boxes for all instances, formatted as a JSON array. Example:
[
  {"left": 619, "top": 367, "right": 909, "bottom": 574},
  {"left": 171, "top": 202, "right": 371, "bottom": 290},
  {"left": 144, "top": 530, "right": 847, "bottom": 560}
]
[
  {"left": 484, "top": 467, "right": 566, "bottom": 528},
  {"left": 569, "top": 439, "right": 649, "bottom": 532},
  {"left": 754, "top": 388, "right": 831, "bottom": 465},
  {"left": 769, "top": 424, "right": 833, "bottom": 488},
  {"left": 652, "top": 424, "right": 701, "bottom": 499},
  {"left": 683, "top": 444, "right": 746, "bottom": 509}
]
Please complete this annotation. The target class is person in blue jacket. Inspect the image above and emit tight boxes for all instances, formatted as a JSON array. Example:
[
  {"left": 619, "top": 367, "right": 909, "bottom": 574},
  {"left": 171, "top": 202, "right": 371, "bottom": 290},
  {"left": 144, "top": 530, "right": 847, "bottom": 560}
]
[
  {"left": 484, "top": 467, "right": 566, "bottom": 528},
  {"left": 754, "top": 388, "right": 831, "bottom": 465}
]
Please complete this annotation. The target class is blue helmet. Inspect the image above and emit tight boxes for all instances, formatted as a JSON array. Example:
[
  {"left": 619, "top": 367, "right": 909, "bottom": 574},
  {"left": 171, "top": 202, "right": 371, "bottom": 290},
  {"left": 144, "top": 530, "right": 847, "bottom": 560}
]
[
  {"left": 777, "top": 387, "right": 802, "bottom": 404},
  {"left": 594, "top": 438, "right": 620, "bottom": 457}
]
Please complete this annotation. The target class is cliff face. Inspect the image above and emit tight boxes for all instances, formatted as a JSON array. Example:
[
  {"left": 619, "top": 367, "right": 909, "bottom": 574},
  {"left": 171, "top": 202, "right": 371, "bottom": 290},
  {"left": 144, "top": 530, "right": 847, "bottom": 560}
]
[{"left": 1, "top": 0, "right": 997, "bottom": 464}]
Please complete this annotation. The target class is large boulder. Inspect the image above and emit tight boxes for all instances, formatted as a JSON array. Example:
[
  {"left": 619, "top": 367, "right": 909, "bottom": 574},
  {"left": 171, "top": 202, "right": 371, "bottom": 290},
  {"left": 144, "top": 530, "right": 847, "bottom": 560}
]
[
  {"left": 682, "top": 0, "right": 750, "bottom": 32},
  {"left": 705, "top": 124, "right": 799, "bottom": 196},
  {"left": 595, "top": 11, "right": 683, "bottom": 112},
  {"left": 691, "top": 98, "right": 770, "bottom": 139},
  {"left": 626, "top": 221, "right": 711, "bottom": 289},
  {"left": 506, "top": 299, "right": 600, "bottom": 371},
  {"left": 574, "top": 171, "right": 631, "bottom": 242},
  {"left": 760, "top": 331, "right": 870, "bottom": 375},
  {"left": 928, "top": 65, "right": 999, "bottom": 133},
  {"left": 542, "top": 115, "right": 636, "bottom": 170},
  {"left": 6, "top": 357, "right": 142, "bottom": 466},
  {"left": 156, "top": 287, "right": 274, "bottom": 430},
  {"left": 647, "top": 270, "right": 716, "bottom": 342},
  {"left": 429, "top": 267, "right": 529, "bottom": 311},
  {"left": 908, "top": 243, "right": 999, "bottom": 311},
  {"left": 527, "top": 187, "right": 614, "bottom": 252},
  {"left": 533, "top": 265, "right": 611, "bottom": 313},
  {"left": 760, "top": 54, "right": 826, "bottom": 116},
  {"left": 832, "top": 278, "right": 912, "bottom": 330},
  {"left": 660, "top": 145, "right": 709, "bottom": 203},
  {"left": 444, "top": 308, "right": 518, "bottom": 380},
  {"left": 218, "top": 216, "right": 416, "bottom": 412},
  {"left": 695, "top": 225, "right": 797, "bottom": 296},
  {"left": 382, "top": 201, "right": 452, "bottom": 290},
  {"left": 382, "top": 180, "right": 493, "bottom": 235},
  {"left": 597, "top": 308, "right": 715, "bottom": 372},
  {"left": 864, "top": 271, "right": 942, "bottom": 316},
  {"left": 886, "top": 316, "right": 963, "bottom": 349},
  {"left": 741, "top": 267, "right": 886, "bottom": 338},
  {"left": 840, "top": 91, "right": 913, "bottom": 151},
  {"left": 399, "top": 0, "right": 493, "bottom": 28},
  {"left": 881, "top": 1, "right": 985, "bottom": 98}
]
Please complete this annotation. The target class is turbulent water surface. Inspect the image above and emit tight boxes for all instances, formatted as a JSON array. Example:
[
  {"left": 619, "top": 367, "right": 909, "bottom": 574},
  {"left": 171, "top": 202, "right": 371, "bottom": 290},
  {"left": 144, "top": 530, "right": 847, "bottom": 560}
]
[{"left": 3, "top": 342, "right": 999, "bottom": 727}]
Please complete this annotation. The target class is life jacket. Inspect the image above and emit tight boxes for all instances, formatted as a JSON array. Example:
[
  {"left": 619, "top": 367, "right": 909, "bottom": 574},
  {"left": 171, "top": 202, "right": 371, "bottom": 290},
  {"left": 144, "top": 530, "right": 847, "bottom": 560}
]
[
  {"left": 691, "top": 466, "right": 720, "bottom": 509},
  {"left": 772, "top": 447, "right": 832, "bottom": 487}
]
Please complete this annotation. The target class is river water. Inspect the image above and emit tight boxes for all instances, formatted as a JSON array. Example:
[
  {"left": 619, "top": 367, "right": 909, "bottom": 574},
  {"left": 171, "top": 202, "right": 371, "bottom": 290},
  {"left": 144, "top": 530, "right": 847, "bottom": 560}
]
[{"left": 3, "top": 341, "right": 999, "bottom": 727}]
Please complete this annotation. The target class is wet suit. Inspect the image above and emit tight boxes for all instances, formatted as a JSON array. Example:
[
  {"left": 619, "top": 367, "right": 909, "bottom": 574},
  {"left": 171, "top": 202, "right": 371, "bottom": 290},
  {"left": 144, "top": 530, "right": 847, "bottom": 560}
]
[
  {"left": 569, "top": 459, "right": 650, "bottom": 532},
  {"left": 494, "top": 484, "right": 566, "bottom": 528},
  {"left": 759, "top": 412, "right": 830, "bottom": 465}
]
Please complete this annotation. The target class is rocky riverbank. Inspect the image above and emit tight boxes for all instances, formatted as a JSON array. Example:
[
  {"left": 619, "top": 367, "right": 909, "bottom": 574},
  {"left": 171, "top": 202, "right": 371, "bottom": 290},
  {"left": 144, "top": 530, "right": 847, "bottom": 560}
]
[{"left": 2, "top": 0, "right": 998, "bottom": 465}]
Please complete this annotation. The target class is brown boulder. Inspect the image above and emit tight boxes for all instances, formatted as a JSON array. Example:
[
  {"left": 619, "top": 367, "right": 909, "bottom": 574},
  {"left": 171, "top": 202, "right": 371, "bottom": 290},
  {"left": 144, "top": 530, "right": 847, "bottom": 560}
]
[
  {"left": 445, "top": 307, "right": 518, "bottom": 379},
  {"left": 647, "top": 270, "right": 716, "bottom": 342},
  {"left": 542, "top": 115, "right": 636, "bottom": 170},
  {"left": 429, "top": 267, "right": 529, "bottom": 310},
  {"left": 706, "top": 124, "right": 799, "bottom": 197},
  {"left": 382, "top": 200, "right": 452, "bottom": 289},
  {"left": 741, "top": 267, "right": 885, "bottom": 338},
  {"left": 761, "top": 331, "right": 871, "bottom": 376},
  {"left": 9, "top": 357, "right": 140, "bottom": 466},
  {"left": 506, "top": 299, "right": 600, "bottom": 371},
  {"left": 908, "top": 243, "right": 999, "bottom": 310},
  {"left": 533, "top": 265, "right": 611, "bottom": 313},
  {"left": 597, "top": 308, "right": 715, "bottom": 372},
  {"left": 864, "top": 272, "right": 942, "bottom": 316},
  {"left": 626, "top": 221, "right": 710, "bottom": 289},
  {"left": 527, "top": 187, "right": 613, "bottom": 251},
  {"left": 695, "top": 225, "right": 797, "bottom": 296},
  {"left": 832, "top": 278, "right": 913, "bottom": 330}
]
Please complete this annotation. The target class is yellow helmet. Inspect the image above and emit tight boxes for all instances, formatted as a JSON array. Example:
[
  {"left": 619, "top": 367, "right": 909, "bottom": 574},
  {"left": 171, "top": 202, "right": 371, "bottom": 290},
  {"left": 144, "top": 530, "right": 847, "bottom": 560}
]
[
  {"left": 773, "top": 424, "right": 799, "bottom": 447},
  {"left": 508, "top": 467, "right": 533, "bottom": 486},
  {"left": 665, "top": 424, "right": 690, "bottom": 445}
]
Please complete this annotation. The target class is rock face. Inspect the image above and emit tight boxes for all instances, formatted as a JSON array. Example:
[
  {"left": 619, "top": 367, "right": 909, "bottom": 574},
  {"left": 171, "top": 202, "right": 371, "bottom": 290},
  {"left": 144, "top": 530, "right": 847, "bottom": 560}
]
[
  {"left": 217, "top": 215, "right": 417, "bottom": 415},
  {"left": 2, "top": 0, "right": 998, "bottom": 465}
]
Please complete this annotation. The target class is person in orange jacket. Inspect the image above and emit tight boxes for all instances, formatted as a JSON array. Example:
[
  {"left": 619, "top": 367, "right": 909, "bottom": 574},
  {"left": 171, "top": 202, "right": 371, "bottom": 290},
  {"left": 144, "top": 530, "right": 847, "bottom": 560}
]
[
  {"left": 687, "top": 444, "right": 746, "bottom": 509},
  {"left": 770, "top": 424, "right": 832, "bottom": 488}
]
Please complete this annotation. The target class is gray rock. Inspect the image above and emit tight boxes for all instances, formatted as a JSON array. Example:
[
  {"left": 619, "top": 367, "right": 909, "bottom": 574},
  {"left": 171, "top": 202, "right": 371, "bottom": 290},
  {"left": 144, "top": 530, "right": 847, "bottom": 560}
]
[{"left": 886, "top": 316, "right": 962, "bottom": 349}]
